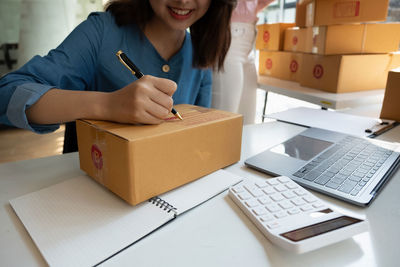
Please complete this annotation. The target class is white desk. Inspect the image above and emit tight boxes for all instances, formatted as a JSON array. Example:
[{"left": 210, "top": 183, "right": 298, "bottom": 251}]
[
  {"left": 258, "top": 75, "right": 385, "bottom": 110},
  {"left": 1, "top": 121, "right": 399, "bottom": 267}
]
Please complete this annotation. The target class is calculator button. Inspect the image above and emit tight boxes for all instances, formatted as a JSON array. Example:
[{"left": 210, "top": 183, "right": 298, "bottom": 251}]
[
  {"left": 249, "top": 188, "right": 264, "bottom": 198},
  {"left": 266, "top": 204, "right": 281, "bottom": 213},
  {"left": 301, "top": 205, "right": 313, "bottom": 211},
  {"left": 266, "top": 179, "right": 279, "bottom": 186},
  {"left": 266, "top": 222, "right": 280, "bottom": 229},
  {"left": 232, "top": 186, "right": 245, "bottom": 193},
  {"left": 252, "top": 206, "right": 267, "bottom": 216},
  {"left": 291, "top": 198, "right": 306, "bottom": 206},
  {"left": 245, "top": 199, "right": 259, "bottom": 208},
  {"left": 274, "top": 184, "right": 288, "bottom": 192},
  {"left": 279, "top": 200, "right": 294, "bottom": 209},
  {"left": 259, "top": 214, "right": 274, "bottom": 222},
  {"left": 258, "top": 196, "right": 272, "bottom": 205},
  {"left": 274, "top": 211, "right": 288, "bottom": 219},
  {"left": 312, "top": 202, "right": 325, "bottom": 209},
  {"left": 286, "top": 182, "right": 298, "bottom": 189},
  {"left": 270, "top": 193, "right": 285, "bottom": 202},
  {"left": 244, "top": 184, "right": 257, "bottom": 192},
  {"left": 293, "top": 189, "right": 307, "bottom": 196},
  {"left": 255, "top": 181, "right": 268, "bottom": 188},
  {"left": 287, "top": 208, "right": 300, "bottom": 215},
  {"left": 278, "top": 176, "right": 291, "bottom": 183},
  {"left": 238, "top": 192, "right": 251, "bottom": 200},
  {"left": 303, "top": 196, "right": 318, "bottom": 203},
  {"left": 282, "top": 191, "right": 296, "bottom": 199},
  {"left": 262, "top": 187, "right": 276, "bottom": 195}
]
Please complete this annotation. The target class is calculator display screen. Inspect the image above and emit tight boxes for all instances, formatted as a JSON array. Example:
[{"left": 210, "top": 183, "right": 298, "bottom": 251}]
[{"left": 280, "top": 216, "right": 362, "bottom": 242}]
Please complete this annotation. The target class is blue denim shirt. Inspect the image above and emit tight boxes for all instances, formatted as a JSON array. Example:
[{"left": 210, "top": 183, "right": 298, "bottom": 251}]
[{"left": 0, "top": 12, "right": 212, "bottom": 133}]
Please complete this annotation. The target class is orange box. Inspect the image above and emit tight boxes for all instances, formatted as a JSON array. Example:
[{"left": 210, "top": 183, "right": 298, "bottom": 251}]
[
  {"left": 381, "top": 68, "right": 400, "bottom": 121},
  {"left": 299, "top": 53, "right": 400, "bottom": 93},
  {"left": 304, "top": 0, "right": 389, "bottom": 27},
  {"left": 296, "top": 0, "right": 313, "bottom": 27},
  {"left": 259, "top": 51, "right": 303, "bottom": 82},
  {"left": 76, "top": 104, "right": 243, "bottom": 205},
  {"left": 306, "top": 23, "right": 400, "bottom": 55},
  {"left": 256, "top": 23, "right": 296, "bottom": 51},
  {"left": 284, "top": 27, "right": 308, "bottom": 52}
]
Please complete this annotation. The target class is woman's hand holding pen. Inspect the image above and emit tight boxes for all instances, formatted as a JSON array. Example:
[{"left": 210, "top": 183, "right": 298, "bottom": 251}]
[
  {"left": 25, "top": 75, "right": 176, "bottom": 126},
  {"left": 107, "top": 75, "right": 177, "bottom": 125}
]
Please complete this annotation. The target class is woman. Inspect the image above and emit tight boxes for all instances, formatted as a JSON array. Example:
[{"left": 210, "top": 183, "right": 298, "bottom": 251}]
[
  {"left": 0, "top": 0, "right": 236, "bottom": 152},
  {"left": 212, "top": 0, "right": 273, "bottom": 124}
]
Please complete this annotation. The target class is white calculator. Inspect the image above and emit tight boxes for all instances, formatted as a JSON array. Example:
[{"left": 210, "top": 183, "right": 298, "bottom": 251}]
[{"left": 229, "top": 176, "right": 368, "bottom": 254}]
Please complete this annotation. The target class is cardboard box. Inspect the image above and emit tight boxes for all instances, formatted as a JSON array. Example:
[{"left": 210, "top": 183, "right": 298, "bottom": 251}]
[
  {"left": 299, "top": 53, "right": 400, "bottom": 93},
  {"left": 306, "top": 23, "right": 400, "bottom": 55},
  {"left": 304, "top": 0, "right": 389, "bottom": 27},
  {"left": 259, "top": 51, "right": 303, "bottom": 82},
  {"left": 381, "top": 68, "right": 400, "bottom": 121},
  {"left": 284, "top": 27, "right": 307, "bottom": 52},
  {"left": 76, "top": 104, "right": 243, "bottom": 205},
  {"left": 256, "top": 23, "right": 295, "bottom": 51},
  {"left": 296, "top": 0, "right": 312, "bottom": 27}
]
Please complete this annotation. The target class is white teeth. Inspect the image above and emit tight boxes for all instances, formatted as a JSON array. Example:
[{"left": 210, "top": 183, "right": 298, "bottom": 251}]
[{"left": 171, "top": 8, "right": 190, "bottom": 15}]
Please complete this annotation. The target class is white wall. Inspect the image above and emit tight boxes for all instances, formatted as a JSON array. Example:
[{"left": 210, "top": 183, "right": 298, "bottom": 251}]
[
  {"left": 1, "top": 0, "right": 104, "bottom": 68},
  {"left": 0, "top": 0, "right": 22, "bottom": 44}
]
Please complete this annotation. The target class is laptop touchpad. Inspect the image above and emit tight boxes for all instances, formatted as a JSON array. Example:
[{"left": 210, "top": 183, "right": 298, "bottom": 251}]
[{"left": 270, "top": 135, "right": 333, "bottom": 161}]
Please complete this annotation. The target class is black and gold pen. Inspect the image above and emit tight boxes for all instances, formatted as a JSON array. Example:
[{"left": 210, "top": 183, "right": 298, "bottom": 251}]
[{"left": 116, "top": 50, "right": 183, "bottom": 120}]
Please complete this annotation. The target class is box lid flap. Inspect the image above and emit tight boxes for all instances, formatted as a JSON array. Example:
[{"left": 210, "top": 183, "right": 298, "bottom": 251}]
[{"left": 79, "top": 104, "right": 242, "bottom": 141}]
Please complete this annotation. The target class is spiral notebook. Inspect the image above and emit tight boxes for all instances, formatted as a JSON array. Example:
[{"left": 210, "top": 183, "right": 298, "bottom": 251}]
[{"left": 9, "top": 169, "right": 242, "bottom": 267}]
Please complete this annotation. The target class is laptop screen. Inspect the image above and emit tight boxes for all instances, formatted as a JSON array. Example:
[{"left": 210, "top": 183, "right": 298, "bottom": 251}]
[{"left": 270, "top": 135, "right": 333, "bottom": 161}]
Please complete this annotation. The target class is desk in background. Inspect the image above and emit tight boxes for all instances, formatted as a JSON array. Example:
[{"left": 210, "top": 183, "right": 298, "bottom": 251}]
[
  {"left": 258, "top": 75, "right": 385, "bottom": 121},
  {"left": 1, "top": 121, "right": 399, "bottom": 267}
]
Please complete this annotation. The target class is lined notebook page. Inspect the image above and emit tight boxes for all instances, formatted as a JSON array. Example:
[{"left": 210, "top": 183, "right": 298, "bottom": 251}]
[
  {"left": 10, "top": 170, "right": 241, "bottom": 267},
  {"left": 10, "top": 176, "right": 173, "bottom": 267}
]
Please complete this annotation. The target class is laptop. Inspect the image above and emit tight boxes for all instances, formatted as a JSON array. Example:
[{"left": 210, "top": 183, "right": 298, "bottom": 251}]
[{"left": 245, "top": 127, "right": 400, "bottom": 206}]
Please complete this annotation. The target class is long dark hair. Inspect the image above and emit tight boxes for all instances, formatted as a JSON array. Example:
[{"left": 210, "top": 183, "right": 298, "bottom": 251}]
[{"left": 105, "top": 0, "right": 236, "bottom": 70}]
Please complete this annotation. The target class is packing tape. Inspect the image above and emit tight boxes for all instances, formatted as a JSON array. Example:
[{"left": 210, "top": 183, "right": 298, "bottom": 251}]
[{"left": 361, "top": 24, "right": 367, "bottom": 53}]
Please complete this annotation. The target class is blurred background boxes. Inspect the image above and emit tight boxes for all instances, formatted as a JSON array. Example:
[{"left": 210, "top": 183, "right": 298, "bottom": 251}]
[
  {"left": 306, "top": 23, "right": 400, "bottom": 55},
  {"left": 256, "top": 0, "right": 399, "bottom": 94},
  {"left": 381, "top": 68, "right": 400, "bottom": 121},
  {"left": 299, "top": 53, "right": 400, "bottom": 93},
  {"left": 296, "top": 0, "right": 390, "bottom": 27},
  {"left": 256, "top": 23, "right": 295, "bottom": 51},
  {"left": 283, "top": 27, "right": 307, "bottom": 52},
  {"left": 259, "top": 51, "right": 302, "bottom": 82}
]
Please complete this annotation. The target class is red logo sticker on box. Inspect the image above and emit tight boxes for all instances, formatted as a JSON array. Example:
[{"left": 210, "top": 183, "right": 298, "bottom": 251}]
[
  {"left": 313, "top": 64, "right": 324, "bottom": 79},
  {"left": 334, "top": 1, "right": 360, "bottom": 18},
  {"left": 292, "top": 36, "right": 298, "bottom": 45},
  {"left": 263, "top": 30, "right": 270, "bottom": 43},
  {"left": 290, "top": 60, "right": 298, "bottom": 73},
  {"left": 91, "top": 144, "right": 103, "bottom": 169},
  {"left": 266, "top": 58, "right": 273, "bottom": 70}
]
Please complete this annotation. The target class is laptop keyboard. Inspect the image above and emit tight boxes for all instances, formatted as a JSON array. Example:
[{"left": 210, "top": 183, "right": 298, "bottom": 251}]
[{"left": 293, "top": 136, "right": 393, "bottom": 196}]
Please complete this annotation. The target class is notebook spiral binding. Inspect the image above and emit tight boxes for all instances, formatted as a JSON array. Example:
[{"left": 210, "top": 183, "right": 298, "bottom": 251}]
[{"left": 149, "top": 197, "right": 178, "bottom": 215}]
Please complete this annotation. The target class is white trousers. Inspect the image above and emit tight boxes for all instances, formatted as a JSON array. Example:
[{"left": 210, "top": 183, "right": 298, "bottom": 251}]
[{"left": 212, "top": 22, "right": 257, "bottom": 125}]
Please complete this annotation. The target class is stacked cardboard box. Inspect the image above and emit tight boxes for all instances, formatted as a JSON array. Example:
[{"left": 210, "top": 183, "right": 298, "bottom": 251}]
[
  {"left": 256, "top": 23, "right": 304, "bottom": 82},
  {"left": 257, "top": 0, "right": 400, "bottom": 93},
  {"left": 380, "top": 68, "right": 400, "bottom": 121}
]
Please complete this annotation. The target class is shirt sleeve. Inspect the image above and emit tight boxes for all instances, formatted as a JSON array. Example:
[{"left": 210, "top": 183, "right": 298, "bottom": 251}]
[
  {"left": 0, "top": 12, "right": 106, "bottom": 133},
  {"left": 195, "top": 69, "right": 212, "bottom": 108}
]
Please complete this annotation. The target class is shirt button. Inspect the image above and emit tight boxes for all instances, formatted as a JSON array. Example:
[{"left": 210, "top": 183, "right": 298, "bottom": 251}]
[{"left": 162, "top": 64, "right": 170, "bottom": 73}]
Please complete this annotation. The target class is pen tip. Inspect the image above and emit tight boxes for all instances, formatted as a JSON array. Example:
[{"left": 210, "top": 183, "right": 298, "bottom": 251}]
[{"left": 176, "top": 112, "right": 183, "bottom": 120}]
